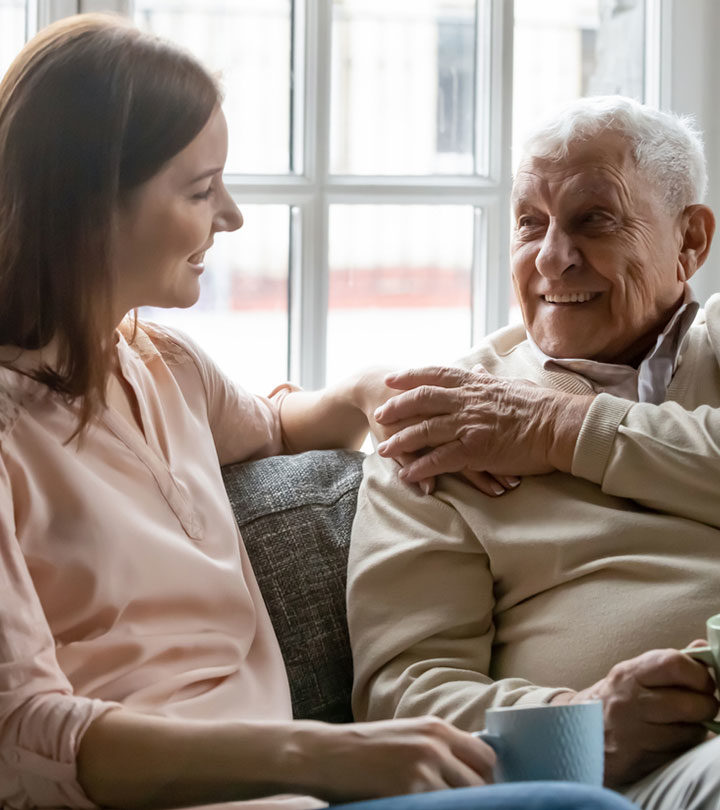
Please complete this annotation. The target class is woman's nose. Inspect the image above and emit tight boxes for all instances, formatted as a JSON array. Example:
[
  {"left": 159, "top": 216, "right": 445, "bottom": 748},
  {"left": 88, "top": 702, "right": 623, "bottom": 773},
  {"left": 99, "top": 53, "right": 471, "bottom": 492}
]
[{"left": 214, "top": 185, "right": 243, "bottom": 233}]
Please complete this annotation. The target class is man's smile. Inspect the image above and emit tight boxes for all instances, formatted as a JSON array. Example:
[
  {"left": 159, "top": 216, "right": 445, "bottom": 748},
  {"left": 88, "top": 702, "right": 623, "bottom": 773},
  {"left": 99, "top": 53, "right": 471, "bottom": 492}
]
[{"left": 541, "top": 292, "right": 601, "bottom": 304}]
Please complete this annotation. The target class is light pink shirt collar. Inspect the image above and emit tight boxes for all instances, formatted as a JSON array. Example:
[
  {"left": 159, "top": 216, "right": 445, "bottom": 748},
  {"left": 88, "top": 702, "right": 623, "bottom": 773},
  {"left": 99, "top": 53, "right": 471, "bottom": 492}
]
[{"left": 527, "top": 286, "right": 699, "bottom": 404}]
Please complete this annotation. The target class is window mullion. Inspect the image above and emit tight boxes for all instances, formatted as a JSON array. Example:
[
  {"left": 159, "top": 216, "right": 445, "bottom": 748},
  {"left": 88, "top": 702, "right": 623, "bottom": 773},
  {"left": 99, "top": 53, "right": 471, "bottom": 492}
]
[
  {"left": 296, "top": 0, "right": 331, "bottom": 389},
  {"left": 471, "top": 0, "right": 513, "bottom": 341}
]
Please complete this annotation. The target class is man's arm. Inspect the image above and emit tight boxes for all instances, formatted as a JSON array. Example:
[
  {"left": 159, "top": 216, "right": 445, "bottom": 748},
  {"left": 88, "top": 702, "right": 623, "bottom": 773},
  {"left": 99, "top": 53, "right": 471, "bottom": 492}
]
[
  {"left": 573, "top": 394, "right": 720, "bottom": 528},
  {"left": 347, "top": 451, "right": 572, "bottom": 729},
  {"left": 374, "top": 366, "right": 720, "bottom": 528},
  {"left": 348, "top": 452, "right": 718, "bottom": 789}
]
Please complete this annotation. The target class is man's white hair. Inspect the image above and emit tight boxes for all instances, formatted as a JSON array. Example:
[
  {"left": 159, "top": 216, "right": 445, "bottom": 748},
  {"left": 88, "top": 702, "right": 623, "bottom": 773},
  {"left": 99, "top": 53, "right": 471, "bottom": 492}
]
[{"left": 520, "top": 95, "right": 707, "bottom": 210}]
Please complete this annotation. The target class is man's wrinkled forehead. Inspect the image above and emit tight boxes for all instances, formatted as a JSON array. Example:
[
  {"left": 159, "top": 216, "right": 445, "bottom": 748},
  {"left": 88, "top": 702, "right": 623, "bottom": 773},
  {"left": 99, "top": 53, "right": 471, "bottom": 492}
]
[{"left": 512, "top": 134, "right": 638, "bottom": 208}]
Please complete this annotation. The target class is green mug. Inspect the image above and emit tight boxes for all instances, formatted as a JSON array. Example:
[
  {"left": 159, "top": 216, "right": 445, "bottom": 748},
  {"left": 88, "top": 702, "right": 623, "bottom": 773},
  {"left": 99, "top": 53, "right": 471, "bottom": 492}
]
[{"left": 681, "top": 613, "right": 720, "bottom": 733}]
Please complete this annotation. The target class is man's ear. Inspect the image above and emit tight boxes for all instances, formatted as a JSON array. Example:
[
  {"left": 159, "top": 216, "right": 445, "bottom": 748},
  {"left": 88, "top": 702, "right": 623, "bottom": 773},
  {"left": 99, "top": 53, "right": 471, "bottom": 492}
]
[{"left": 678, "top": 204, "right": 715, "bottom": 282}]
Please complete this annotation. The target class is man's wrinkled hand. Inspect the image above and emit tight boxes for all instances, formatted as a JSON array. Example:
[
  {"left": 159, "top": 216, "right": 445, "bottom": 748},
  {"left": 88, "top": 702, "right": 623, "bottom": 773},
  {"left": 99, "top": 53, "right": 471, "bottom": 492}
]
[
  {"left": 555, "top": 649, "right": 718, "bottom": 788},
  {"left": 374, "top": 365, "right": 594, "bottom": 483}
]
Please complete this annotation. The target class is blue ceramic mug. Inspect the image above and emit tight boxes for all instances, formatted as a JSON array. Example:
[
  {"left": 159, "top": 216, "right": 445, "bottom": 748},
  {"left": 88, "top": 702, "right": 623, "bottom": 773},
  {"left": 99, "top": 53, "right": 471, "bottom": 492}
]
[{"left": 473, "top": 700, "right": 604, "bottom": 784}]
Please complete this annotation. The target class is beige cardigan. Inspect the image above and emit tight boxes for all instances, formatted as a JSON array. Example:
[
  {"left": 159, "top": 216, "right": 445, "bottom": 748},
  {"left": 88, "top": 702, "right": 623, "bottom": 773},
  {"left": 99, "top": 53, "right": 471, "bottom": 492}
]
[{"left": 348, "top": 294, "right": 720, "bottom": 730}]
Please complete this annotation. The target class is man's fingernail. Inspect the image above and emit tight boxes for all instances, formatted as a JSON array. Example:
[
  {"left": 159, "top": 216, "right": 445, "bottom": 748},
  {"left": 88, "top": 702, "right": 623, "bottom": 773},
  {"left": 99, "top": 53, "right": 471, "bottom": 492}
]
[
  {"left": 420, "top": 482, "right": 431, "bottom": 495},
  {"left": 374, "top": 408, "right": 383, "bottom": 419}
]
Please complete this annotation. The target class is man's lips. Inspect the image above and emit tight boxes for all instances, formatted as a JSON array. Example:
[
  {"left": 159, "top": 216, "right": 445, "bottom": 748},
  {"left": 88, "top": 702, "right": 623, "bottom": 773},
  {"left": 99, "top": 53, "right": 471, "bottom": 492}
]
[{"left": 541, "top": 292, "right": 601, "bottom": 304}]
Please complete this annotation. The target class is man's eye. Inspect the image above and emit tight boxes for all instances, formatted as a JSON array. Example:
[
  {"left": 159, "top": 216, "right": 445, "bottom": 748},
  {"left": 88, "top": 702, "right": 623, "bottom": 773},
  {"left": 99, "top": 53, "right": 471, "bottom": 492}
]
[
  {"left": 517, "top": 216, "right": 538, "bottom": 229},
  {"left": 581, "top": 210, "right": 610, "bottom": 225}
]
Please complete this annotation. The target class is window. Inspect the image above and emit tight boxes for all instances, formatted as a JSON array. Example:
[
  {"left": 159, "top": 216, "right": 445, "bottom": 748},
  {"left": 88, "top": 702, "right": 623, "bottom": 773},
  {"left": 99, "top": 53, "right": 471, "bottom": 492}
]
[
  {"left": 0, "top": 0, "right": 28, "bottom": 78},
  {"left": 1, "top": 0, "right": 656, "bottom": 393}
]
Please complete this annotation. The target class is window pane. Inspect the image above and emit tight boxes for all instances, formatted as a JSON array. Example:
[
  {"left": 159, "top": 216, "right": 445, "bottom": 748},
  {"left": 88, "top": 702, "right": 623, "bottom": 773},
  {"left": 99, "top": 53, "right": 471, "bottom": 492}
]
[
  {"left": 331, "top": 0, "right": 478, "bottom": 176},
  {"left": 326, "top": 205, "right": 474, "bottom": 383},
  {"left": 510, "top": 0, "right": 646, "bottom": 323},
  {"left": 134, "top": 0, "right": 292, "bottom": 175},
  {"left": 0, "top": 0, "right": 26, "bottom": 79},
  {"left": 513, "top": 0, "right": 646, "bottom": 167},
  {"left": 141, "top": 205, "right": 289, "bottom": 394}
]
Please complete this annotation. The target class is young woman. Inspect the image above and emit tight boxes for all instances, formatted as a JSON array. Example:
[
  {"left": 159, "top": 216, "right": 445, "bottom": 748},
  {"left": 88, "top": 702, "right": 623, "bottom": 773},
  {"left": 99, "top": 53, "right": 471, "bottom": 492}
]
[{"left": 0, "top": 14, "right": 637, "bottom": 810}]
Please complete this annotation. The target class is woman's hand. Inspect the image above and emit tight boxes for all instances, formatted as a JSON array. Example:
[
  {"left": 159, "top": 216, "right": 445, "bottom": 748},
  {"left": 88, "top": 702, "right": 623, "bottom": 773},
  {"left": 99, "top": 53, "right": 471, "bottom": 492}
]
[
  {"left": 374, "top": 365, "right": 593, "bottom": 484},
  {"left": 286, "top": 716, "right": 495, "bottom": 801}
]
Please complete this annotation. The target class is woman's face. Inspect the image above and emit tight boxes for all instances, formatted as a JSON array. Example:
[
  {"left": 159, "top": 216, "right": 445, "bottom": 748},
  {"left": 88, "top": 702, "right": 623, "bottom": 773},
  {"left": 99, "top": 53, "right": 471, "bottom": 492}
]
[{"left": 113, "top": 106, "right": 242, "bottom": 319}]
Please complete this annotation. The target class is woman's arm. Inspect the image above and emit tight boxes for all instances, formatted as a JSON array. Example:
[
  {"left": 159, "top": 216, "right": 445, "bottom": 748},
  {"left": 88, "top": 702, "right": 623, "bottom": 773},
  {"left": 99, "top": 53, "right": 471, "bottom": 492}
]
[
  {"left": 77, "top": 709, "right": 495, "bottom": 808},
  {"left": 278, "top": 368, "right": 395, "bottom": 453}
]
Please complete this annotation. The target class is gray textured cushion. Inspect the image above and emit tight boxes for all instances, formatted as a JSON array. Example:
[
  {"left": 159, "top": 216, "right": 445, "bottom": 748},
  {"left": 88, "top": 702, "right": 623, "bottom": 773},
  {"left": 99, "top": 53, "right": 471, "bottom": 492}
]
[{"left": 222, "top": 449, "right": 364, "bottom": 724}]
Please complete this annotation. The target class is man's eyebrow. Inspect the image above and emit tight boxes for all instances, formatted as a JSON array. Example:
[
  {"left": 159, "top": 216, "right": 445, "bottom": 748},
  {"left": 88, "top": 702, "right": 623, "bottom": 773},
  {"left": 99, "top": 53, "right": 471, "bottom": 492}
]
[{"left": 187, "top": 167, "right": 223, "bottom": 185}]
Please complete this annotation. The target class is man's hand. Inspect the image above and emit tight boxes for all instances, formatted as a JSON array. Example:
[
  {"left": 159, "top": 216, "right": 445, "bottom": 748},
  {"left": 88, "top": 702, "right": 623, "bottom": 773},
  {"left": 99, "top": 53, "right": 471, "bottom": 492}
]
[
  {"left": 374, "top": 365, "right": 594, "bottom": 482},
  {"left": 355, "top": 367, "right": 520, "bottom": 497},
  {"left": 552, "top": 649, "right": 718, "bottom": 788}
]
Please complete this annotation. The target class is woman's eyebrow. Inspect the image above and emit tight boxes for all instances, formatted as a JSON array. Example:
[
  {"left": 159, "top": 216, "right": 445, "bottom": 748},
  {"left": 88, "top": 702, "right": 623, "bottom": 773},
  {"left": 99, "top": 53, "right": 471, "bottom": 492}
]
[{"left": 188, "top": 166, "right": 223, "bottom": 185}]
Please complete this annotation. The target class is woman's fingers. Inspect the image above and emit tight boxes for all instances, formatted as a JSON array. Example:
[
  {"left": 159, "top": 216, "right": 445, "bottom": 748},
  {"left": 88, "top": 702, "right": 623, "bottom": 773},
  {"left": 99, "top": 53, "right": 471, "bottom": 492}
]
[{"left": 460, "top": 470, "right": 521, "bottom": 497}]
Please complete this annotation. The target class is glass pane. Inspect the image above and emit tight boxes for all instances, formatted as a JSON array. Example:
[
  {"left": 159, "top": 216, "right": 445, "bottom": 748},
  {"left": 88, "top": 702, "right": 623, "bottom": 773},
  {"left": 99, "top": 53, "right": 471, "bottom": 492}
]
[
  {"left": 141, "top": 204, "right": 289, "bottom": 395},
  {"left": 331, "top": 0, "right": 478, "bottom": 176},
  {"left": 0, "top": 0, "right": 26, "bottom": 80},
  {"left": 326, "top": 205, "right": 474, "bottom": 384},
  {"left": 513, "top": 0, "right": 646, "bottom": 169},
  {"left": 134, "top": 0, "right": 292, "bottom": 175},
  {"left": 510, "top": 0, "right": 646, "bottom": 323}
]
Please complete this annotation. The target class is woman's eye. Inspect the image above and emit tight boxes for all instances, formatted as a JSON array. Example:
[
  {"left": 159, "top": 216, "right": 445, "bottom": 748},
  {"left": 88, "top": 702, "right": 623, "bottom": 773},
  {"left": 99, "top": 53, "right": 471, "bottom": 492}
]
[{"left": 193, "top": 187, "right": 214, "bottom": 201}]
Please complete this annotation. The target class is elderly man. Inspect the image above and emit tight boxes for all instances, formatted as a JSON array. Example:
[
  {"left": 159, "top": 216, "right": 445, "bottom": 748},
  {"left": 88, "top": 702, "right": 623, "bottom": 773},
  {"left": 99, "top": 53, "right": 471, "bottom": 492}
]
[{"left": 347, "top": 95, "right": 720, "bottom": 810}]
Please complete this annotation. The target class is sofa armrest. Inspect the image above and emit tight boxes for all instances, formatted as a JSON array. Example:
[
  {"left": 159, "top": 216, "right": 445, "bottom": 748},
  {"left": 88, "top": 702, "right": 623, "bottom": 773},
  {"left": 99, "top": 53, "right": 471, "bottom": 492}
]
[{"left": 222, "top": 449, "right": 364, "bottom": 723}]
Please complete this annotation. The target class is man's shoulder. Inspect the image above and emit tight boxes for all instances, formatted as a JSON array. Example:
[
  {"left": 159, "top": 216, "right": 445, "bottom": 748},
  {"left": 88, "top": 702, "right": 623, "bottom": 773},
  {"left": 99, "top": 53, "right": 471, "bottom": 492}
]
[{"left": 454, "top": 322, "right": 533, "bottom": 374}]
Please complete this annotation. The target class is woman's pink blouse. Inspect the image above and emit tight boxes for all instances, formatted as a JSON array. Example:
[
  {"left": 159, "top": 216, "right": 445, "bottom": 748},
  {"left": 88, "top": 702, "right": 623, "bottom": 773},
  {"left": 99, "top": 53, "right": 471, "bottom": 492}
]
[{"left": 0, "top": 323, "right": 304, "bottom": 809}]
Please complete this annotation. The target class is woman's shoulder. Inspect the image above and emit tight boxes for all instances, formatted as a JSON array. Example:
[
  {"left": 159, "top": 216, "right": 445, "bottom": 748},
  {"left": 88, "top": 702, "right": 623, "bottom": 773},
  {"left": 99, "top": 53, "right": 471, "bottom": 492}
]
[
  {"left": 122, "top": 319, "right": 201, "bottom": 368},
  {"left": 0, "top": 369, "right": 32, "bottom": 444}
]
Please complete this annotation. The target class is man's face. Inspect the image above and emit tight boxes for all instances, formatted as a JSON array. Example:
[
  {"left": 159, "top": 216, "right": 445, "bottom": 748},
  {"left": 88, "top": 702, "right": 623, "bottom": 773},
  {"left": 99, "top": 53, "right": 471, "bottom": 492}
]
[{"left": 511, "top": 132, "right": 687, "bottom": 365}]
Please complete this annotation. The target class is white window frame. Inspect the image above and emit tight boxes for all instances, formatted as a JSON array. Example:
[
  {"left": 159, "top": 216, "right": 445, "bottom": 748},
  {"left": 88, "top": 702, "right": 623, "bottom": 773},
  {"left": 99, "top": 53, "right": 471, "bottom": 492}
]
[{"left": 23, "top": 0, "right": 719, "bottom": 388}]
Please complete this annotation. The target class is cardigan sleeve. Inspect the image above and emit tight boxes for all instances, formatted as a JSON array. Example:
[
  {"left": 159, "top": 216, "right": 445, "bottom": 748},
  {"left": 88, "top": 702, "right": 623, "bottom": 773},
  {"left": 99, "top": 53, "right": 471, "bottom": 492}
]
[
  {"left": 572, "top": 393, "right": 720, "bottom": 529},
  {"left": 0, "top": 458, "right": 120, "bottom": 809},
  {"left": 347, "top": 452, "right": 571, "bottom": 730}
]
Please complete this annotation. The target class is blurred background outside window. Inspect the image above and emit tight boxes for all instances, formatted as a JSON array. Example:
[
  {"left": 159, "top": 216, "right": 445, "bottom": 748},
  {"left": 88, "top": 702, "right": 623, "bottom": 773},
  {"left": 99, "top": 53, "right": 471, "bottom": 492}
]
[
  {"left": 0, "top": 0, "right": 27, "bottom": 78},
  {"left": 0, "top": 0, "right": 648, "bottom": 394}
]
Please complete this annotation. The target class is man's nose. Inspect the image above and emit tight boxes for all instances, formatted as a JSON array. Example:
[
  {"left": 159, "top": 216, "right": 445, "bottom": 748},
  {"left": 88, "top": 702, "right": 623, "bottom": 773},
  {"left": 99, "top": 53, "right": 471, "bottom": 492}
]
[{"left": 535, "top": 221, "right": 580, "bottom": 278}]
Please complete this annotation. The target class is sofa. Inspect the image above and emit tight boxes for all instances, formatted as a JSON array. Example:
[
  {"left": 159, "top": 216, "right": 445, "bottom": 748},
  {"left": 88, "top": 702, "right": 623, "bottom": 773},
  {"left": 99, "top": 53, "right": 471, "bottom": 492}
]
[{"left": 221, "top": 448, "right": 365, "bottom": 724}]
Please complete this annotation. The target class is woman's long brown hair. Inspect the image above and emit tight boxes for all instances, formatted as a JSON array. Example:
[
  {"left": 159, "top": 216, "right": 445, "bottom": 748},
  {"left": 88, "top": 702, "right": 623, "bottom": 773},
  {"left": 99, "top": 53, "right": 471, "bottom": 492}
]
[{"left": 0, "top": 14, "right": 220, "bottom": 433}]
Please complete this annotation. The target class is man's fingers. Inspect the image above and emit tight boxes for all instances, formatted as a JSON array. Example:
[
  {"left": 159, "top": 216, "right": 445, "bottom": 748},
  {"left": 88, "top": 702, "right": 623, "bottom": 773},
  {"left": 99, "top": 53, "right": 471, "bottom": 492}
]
[
  {"left": 384, "top": 366, "right": 471, "bottom": 392},
  {"left": 374, "top": 386, "right": 459, "bottom": 426},
  {"left": 378, "top": 415, "right": 458, "bottom": 457},
  {"left": 636, "top": 685, "right": 719, "bottom": 725},
  {"left": 630, "top": 649, "right": 717, "bottom": 693},
  {"left": 635, "top": 720, "right": 711, "bottom": 754},
  {"left": 397, "top": 443, "right": 466, "bottom": 482}
]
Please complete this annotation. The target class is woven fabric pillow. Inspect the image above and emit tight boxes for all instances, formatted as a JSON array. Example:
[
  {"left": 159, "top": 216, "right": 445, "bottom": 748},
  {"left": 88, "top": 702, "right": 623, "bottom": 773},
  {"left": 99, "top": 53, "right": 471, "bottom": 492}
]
[{"left": 222, "top": 449, "right": 365, "bottom": 723}]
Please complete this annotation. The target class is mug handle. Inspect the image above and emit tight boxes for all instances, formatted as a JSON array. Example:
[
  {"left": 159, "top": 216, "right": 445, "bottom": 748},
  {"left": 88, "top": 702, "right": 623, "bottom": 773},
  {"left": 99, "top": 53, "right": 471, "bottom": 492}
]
[
  {"left": 681, "top": 645, "right": 720, "bottom": 734},
  {"left": 472, "top": 730, "right": 503, "bottom": 750}
]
